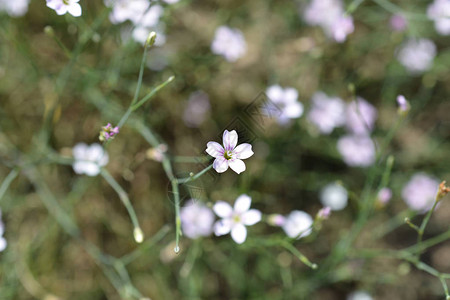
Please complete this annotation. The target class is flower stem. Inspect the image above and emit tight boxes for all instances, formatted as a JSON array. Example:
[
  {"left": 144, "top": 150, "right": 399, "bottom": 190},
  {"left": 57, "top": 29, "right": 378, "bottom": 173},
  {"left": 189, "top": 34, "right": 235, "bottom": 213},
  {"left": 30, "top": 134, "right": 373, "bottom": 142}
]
[{"left": 100, "top": 169, "right": 142, "bottom": 243}]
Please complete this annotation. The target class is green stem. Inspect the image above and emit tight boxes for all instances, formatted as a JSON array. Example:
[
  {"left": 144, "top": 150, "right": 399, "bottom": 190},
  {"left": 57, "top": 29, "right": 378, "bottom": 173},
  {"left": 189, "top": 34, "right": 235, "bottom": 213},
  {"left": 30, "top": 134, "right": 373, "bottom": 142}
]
[
  {"left": 177, "top": 164, "right": 213, "bottom": 184},
  {"left": 100, "top": 169, "right": 142, "bottom": 242},
  {"left": 171, "top": 180, "right": 181, "bottom": 253},
  {"left": 0, "top": 167, "right": 19, "bottom": 203}
]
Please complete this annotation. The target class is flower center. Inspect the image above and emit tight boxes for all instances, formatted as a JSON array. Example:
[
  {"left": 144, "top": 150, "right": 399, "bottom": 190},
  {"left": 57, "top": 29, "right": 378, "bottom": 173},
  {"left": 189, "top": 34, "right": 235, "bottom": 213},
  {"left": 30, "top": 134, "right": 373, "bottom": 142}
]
[
  {"left": 224, "top": 150, "right": 233, "bottom": 160},
  {"left": 232, "top": 214, "right": 241, "bottom": 223}
]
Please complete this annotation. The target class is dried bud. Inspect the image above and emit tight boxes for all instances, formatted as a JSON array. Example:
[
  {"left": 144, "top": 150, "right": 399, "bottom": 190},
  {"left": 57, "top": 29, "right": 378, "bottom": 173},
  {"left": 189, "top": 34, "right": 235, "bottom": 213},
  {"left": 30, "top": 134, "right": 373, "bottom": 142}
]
[
  {"left": 317, "top": 206, "right": 331, "bottom": 220},
  {"left": 437, "top": 181, "right": 450, "bottom": 201}
]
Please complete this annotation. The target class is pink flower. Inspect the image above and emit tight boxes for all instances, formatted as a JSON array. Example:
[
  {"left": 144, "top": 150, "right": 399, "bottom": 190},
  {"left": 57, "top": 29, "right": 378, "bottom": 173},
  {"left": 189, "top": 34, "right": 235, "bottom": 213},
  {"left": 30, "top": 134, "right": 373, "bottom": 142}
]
[
  {"left": 396, "top": 95, "right": 410, "bottom": 114},
  {"left": 211, "top": 26, "right": 247, "bottom": 62},
  {"left": 337, "top": 135, "right": 376, "bottom": 167},
  {"left": 307, "top": 91, "right": 346, "bottom": 134},
  {"left": 317, "top": 206, "right": 331, "bottom": 219},
  {"left": 346, "top": 98, "right": 378, "bottom": 135},
  {"left": 390, "top": 14, "right": 408, "bottom": 31},
  {"left": 213, "top": 195, "right": 261, "bottom": 244},
  {"left": 180, "top": 200, "right": 215, "bottom": 239},
  {"left": 402, "top": 173, "right": 440, "bottom": 212},
  {"left": 183, "top": 91, "right": 211, "bottom": 128},
  {"left": 330, "top": 16, "right": 354, "bottom": 43},
  {"left": 377, "top": 188, "right": 392, "bottom": 205},
  {"left": 397, "top": 38, "right": 436, "bottom": 74},
  {"left": 206, "top": 130, "right": 254, "bottom": 174},
  {"left": 46, "top": 0, "right": 82, "bottom": 17}
]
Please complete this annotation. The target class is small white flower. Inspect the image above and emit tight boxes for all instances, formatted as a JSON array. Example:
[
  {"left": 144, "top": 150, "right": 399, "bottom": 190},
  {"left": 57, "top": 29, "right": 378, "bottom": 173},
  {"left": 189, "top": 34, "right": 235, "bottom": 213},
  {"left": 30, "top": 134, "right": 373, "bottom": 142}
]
[
  {"left": 266, "top": 85, "right": 304, "bottom": 125},
  {"left": 46, "top": 0, "right": 82, "bottom": 17},
  {"left": 180, "top": 200, "right": 215, "bottom": 239},
  {"left": 106, "top": 0, "right": 149, "bottom": 24},
  {"left": 72, "top": 143, "right": 109, "bottom": 176},
  {"left": 0, "top": 0, "right": 30, "bottom": 17},
  {"left": 347, "top": 291, "right": 373, "bottom": 300},
  {"left": 282, "top": 210, "right": 313, "bottom": 239},
  {"left": 213, "top": 195, "right": 261, "bottom": 244},
  {"left": 320, "top": 183, "right": 348, "bottom": 211},
  {"left": 427, "top": 0, "right": 450, "bottom": 35},
  {"left": 211, "top": 26, "right": 247, "bottom": 62},
  {"left": 206, "top": 130, "right": 254, "bottom": 174}
]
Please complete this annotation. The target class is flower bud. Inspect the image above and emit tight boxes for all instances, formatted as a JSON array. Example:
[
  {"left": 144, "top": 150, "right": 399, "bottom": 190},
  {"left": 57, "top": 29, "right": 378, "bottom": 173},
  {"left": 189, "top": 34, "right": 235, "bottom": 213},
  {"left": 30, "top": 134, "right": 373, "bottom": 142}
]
[
  {"left": 133, "top": 227, "right": 144, "bottom": 243},
  {"left": 146, "top": 31, "right": 157, "bottom": 47}
]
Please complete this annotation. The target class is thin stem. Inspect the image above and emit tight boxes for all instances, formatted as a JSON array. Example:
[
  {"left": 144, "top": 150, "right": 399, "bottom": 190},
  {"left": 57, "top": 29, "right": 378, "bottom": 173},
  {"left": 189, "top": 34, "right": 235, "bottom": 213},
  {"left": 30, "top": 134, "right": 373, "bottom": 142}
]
[
  {"left": 177, "top": 164, "right": 213, "bottom": 184},
  {"left": 171, "top": 180, "right": 181, "bottom": 253},
  {"left": 130, "top": 76, "right": 174, "bottom": 111},
  {"left": 100, "top": 169, "right": 142, "bottom": 241},
  {"left": 0, "top": 167, "right": 19, "bottom": 203},
  {"left": 121, "top": 225, "right": 170, "bottom": 265},
  {"left": 281, "top": 241, "right": 317, "bottom": 269},
  {"left": 416, "top": 195, "right": 440, "bottom": 256}
]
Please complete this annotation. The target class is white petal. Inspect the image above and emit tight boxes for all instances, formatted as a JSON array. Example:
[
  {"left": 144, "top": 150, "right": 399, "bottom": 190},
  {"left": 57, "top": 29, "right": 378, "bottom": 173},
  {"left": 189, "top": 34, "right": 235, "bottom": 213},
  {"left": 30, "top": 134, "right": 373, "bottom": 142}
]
[
  {"left": 283, "top": 88, "right": 298, "bottom": 103},
  {"left": 284, "top": 102, "right": 304, "bottom": 119},
  {"left": 87, "top": 144, "right": 104, "bottom": 161},
  {"left": 213, "top": 201, "right": 233, "bottom": 218},
  {"left": 0, "top": 237, "right": 6, "bottom": 252},
  {"left": 231, "top": 224, "right": 247, "bottom": 244},
  {"left": 229, "top": 159, "right": 246, "bottom": 174},
  {"left": 73, "top": 143, "right": 88, "bottom": 160},
  {"left": 213, "top": 157, "right": 229, "bottom": 173},
  {"left": 234, "top": 194, "right": 251, "bottom": 213},
  {"left": 206, "top": 142, "right": 224, "bottom": 158},
  {"left": 68, "top": 3, "right": 82, "bottom": 17},
  {"left": 222, "top": 130, "right": 238, "bottom": 151},
  {"left": 214, "top": 219, "right": 231, "bottom": 236},
  {"left": 233, "top": 143, "right": 254, "bottom": 160},
  {"left": 242, "top": 209, "right": 261, "bottom": 226}
]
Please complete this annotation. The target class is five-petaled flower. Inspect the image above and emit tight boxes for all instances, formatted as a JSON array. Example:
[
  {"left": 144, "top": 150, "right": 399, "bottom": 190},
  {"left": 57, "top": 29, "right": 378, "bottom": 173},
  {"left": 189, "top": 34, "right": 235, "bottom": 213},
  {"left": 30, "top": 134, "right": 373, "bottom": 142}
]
[
  {"left": 213, "top": 194, "right": 261, "bottom": 244},
  {"left": 46, "top": 0, "right": 82, "bottom": 17},
  {"left": 206, "top": 130, "right": 254, "bottom": 174}
]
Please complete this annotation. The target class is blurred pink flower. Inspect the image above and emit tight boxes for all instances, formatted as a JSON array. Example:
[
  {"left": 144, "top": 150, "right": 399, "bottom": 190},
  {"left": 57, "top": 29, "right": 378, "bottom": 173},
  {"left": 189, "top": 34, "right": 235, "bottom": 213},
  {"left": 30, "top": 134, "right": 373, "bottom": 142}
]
[
  {"left": 183, "top": 91, "right": 211, "bottom": 128},
  {"left": 427, "top": 0, "right": 450, "bottom": 35},
  {"left": 303, "top": 0, "right": 354, "bottom": 42},
  {"left": 337, "top": 135, "right": 376, "bottom": 167},
  {"left": 206, "top": 130, "right": 254, "bottom": 174},
  {"left": 0, "top": 0, "right": 29, "bottom": 17},
  {"left": 213, "top": 195, "right": 261, "bottom": 244},
  {"left": 282, "top": 210, "right": 313, "bottom": 239},
  {"left": 397, "top": 38, "right": 436, "bottom": 74},
  {"left": 317, "top": 206, "right": 331, "bottom": 219},
  {"left": 330, "top": 16, "right": 354, "bottom": 43},
  {"left": 396, "top": 95, "right": 410, "bottom": 114},
  {"left": 390, "top": 14, "right": 408, "bottom": 31},
  {"left": 346, "top": 98, "right": 377, "bottom": 135},
  {"left": 46, "top": 0, "right": 82, "bottom": 17},
  {"left": 266, "top": 85, "right": 304, "bottom": 125},
  {"left": 377, "top": 188, "right": 392, "bottom": 205},
  {"left": 307, "top": 91, "right": 346, "bottom": 134},
  {"left": 402, "top": 173, "right": 440, "bottom": 212},
  {"left": 267, "top": 214, "right": 286, "bottom": 226},
  {"left": 211, "top": 26, "right": 247, "bottom": 62},
  {"left": 180, "top": 200, "right": 215, "bottom": 239}
]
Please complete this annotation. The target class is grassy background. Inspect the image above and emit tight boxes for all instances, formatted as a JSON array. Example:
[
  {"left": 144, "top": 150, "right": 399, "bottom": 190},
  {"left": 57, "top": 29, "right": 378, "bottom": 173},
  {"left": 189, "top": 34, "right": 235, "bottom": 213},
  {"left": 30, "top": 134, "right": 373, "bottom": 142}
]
[{"left": 1, "top": 0, "right": 450, "bottom": 299}]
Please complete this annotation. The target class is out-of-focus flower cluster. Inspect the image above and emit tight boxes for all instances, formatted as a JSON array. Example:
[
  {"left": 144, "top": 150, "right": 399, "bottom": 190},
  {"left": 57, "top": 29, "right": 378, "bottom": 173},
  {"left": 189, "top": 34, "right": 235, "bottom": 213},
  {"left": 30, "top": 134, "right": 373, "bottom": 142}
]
[
  {"left": 180, "top": 194, "right": 326, "bottom": 244},
  {"left": 104, "top": 0, "right": 173, "bottom": 46}
]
